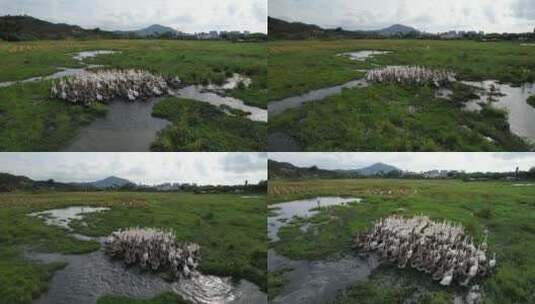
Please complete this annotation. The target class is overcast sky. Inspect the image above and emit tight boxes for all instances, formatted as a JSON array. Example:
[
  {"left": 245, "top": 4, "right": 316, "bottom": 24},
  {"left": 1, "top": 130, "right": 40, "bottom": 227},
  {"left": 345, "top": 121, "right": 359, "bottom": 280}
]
[
  {"left": 270, "top": 153, "right": 535, "bottom": 173},
  {"left": 0, "top": 0, "right": 267, "bottom": 33},
  {"left": 270, "top": 0, "right": 535, "bottom": 33},
  {"left": 0, "top": 153, "right": 267, "bottom": 185}
]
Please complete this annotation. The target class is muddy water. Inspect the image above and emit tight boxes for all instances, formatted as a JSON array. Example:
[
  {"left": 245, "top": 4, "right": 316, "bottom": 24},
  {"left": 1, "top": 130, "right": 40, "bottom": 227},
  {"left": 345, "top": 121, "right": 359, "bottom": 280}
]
[
  {"left": 462, "top": 80, "right": 535, "bottom": 143},
  {"left": 173, "top": 85, "right": 267, "bottom": 122},
  {"left": 28, "top": 248, "right": 265, "bottom": 304},
  {"left": 269, "top": 197, "right": 380, "bottom": 304},
  {"left": 61, "top": 98, "right": 171, "bottom": 152},
  {"left": 268, "top": 79, "right": 368, "bottom": 116},
  {"left": 0, "top": 49, "right": 117, "bottom": 88},
  {"left": 204, "top": 73, "right": 252, "bottom": 91},
  {"left": 339, "top": 50, "right": 392, "bottom": 61},
  {"left": 269, "top": 250, "right": 379, "bottom": 304},
  {"left": 0, "top": 65, "right": 104, "bottom": 88},
  {"left": 268, "top": 196, "right": 361, "bottom": 242},
  {"left": 29, "top": 206, "right": 110, "bottom": 230},
  {"left": 267, "top": 132, "right": 301, "bottom": 152},
  {"left": 72, "top": 50, "right": 119, "bottom": 61},
  {"left": 27, "top": 207, "right": 267, "bottom": 304}
]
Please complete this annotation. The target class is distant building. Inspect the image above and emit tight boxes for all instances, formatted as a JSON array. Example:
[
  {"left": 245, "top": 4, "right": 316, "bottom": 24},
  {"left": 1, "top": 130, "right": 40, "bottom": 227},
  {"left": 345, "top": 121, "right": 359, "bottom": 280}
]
[{"left": 423, "top": 170, "right": 449, "bottom": 179}]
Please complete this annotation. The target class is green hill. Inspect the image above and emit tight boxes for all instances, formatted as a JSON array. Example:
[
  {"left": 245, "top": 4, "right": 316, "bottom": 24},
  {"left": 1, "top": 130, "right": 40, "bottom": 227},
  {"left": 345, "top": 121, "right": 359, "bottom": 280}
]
[{"left": 0, "top": 15, "right": 116, "bottom": 41}]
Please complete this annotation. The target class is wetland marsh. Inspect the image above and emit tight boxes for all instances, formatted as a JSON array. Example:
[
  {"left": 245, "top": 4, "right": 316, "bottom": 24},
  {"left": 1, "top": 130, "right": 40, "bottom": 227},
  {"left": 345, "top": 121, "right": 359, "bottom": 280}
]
[
  {"left": 0, "top": 192, "right": 267, "bottom": 304},
  {"left": 268, "top": 40, "right": 535, "bottom": 151},
  {"left": 0, "top": 40, "right": 267, "bottom": 151},
  {"left": 267, "top": 178, "right": 535, "bottom": 303}
]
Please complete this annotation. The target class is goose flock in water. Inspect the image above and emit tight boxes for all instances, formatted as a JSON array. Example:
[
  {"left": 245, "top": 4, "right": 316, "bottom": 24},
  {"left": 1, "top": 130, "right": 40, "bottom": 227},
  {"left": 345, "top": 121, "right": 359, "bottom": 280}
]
[
  {"left": 354, "top": 215, "right": 496, "bottom": 287},
  {"left": 366, "top": 66, "right": 456, "bottom": 87},
  {"left": 104, "top": 227, "right": 201, "bottom": 279},
  {"left": 51, "top": 69, "right": 182, "bottom": 105}
]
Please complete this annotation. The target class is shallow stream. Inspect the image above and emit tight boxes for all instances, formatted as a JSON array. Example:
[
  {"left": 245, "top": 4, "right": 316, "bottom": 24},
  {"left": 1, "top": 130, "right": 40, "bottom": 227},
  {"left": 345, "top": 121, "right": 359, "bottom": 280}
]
[
  {"left": 268, "top": 197, "right": 379, "bottom": 304},
  {"left": 28, "top": 206, "right": 267, "bottom": 304}
]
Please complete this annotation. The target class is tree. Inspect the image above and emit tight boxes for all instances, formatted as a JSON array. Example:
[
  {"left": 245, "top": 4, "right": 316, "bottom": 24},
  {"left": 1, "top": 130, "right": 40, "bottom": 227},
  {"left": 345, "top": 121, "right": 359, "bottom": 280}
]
[{"left": 528, "top": 167, "right": 535, "bottom": 179}]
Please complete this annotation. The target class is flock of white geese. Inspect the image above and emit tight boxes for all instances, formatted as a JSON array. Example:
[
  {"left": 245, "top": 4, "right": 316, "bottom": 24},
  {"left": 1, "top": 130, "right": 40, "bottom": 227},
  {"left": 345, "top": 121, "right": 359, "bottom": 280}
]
[
  {"left": 354, "top": 215, "right": 496, "bottom": 287},
  {"left": 104, "top": 227, "right": 201, "bottom": 279},
  {"left": 50, "top": 69, "right": 179, "bottom": 105},
  {"left": 366, "top": 66, "right": 456, "bottom": 87}
]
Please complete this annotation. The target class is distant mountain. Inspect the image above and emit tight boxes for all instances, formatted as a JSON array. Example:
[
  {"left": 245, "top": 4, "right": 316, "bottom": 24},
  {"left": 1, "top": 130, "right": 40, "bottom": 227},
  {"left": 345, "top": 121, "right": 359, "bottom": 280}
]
[
  {"left": 268, "top": 16, "right": 419, "bottom": 39},
  {"left": 268, "top": 17, "right": 324, "bottom": 39},
  {"left": 115, "top": 24, "right": 179, "bottom": 37},
  {"left": 84, "top": 176, "right": 134, "bottom": 189},
  {"left": 135, "top": 24, "right": 178, "bottom": 36},
  {"left": 0, "top": 15, "right": 115, "bottom": 41},
  {"left": 377, "top": 24, "right": 419, "bottom": 36},
  {"left": 0, "top": 172, "right": 79, "bottom": 192},
  {"left": 354, "top": 163, "right": 401, "bottom": 176},
  {"left": 269, "top": 160, "right": 401, "bottom": 179},
  {"left": 268, "top": 160, "right": 347, "bottom": 179},
  {"left": 0, "top": 172, "right": 34, "bottom": 191}
]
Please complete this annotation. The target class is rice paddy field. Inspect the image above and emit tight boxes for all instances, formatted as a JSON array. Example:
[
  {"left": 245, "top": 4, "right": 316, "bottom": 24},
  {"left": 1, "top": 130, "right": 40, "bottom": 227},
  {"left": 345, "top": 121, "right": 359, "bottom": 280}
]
[
  {"left": 0, "top": 191, "right": 267, "bottom": 304},
  {"left": 0, "top": 40, "right": 267, "bottom": 151},
  {"left": 268, "top": 39, "right": 535, "bottom": 151},
  {"left": 268, "top": 178, "right": 535, "bottom": 303}
]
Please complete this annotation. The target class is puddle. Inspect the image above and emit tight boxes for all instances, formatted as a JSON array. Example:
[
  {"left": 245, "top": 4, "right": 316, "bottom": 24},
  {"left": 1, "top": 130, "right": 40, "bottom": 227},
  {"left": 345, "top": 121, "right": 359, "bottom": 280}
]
[
  {"left": 205, "top": 73, "right": 252, "bottom": 91},
  {"left": 61, "top": 98, "right": 171, "bottom": 152},
  {"left": 462, "top": 80, "right": 535, "bottom": 143},
  {"left": 172, "top": 86, "right": 267, "bottom": 122},
  {"left": 72, "top": 50, "right": 119, "bottom": 61},
  {"left": 268, "top": 197, "right": 360, "bottom": 243},
  {"left": 29, "top": 206, "right": 110, "bottom": 230},
  {"left": 435, "top": 88, "right": 453, "bottom": 99},
  {"left": 339, "top": 50, "right": 392, "bottom": 61},
  {"left": 0, "top": 65, "right": 104, "bottom": 88},
  {"left": 27, "top": 249, "right": 265, "bottom": 304},
  {"left": 268, "top": 79, "right": 368, "bottom": 116},
  {"left": 267, "top": 132, "right": 302, "bottom": 152}
]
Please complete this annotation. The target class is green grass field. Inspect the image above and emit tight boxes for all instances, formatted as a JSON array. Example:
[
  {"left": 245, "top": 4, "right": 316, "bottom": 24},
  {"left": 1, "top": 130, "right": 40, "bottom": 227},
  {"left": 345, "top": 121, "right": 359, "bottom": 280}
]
[
  {"left": 0, "top": 191, "right": 267, "bottom": 304},
  {"left": 268, "top": 39, "right": 535, "bottom": 151},
  {"left": 0, "top": 40, "right": 266, "bottom": 151},
  {"left": 268, "top": 178, "right": 535, "bottom": 303},
  {"left": 151, "top": 97, "right": 266, "bottom": 151}
]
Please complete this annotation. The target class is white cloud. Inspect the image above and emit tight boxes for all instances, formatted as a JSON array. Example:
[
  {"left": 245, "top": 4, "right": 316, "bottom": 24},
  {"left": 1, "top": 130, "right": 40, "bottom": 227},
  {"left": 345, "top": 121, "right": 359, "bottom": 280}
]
[
  {"left": 0, "top": 153, "right": 267, "bottom": 185},
  {"left": 0, "top": 0, "right": 267, "bottom": 33},
  {"left": 269, "top": 153, "right": 535, "bottom": 173},
  {"left": 269, "top": 0, "right": 535, "bottom": 33}
]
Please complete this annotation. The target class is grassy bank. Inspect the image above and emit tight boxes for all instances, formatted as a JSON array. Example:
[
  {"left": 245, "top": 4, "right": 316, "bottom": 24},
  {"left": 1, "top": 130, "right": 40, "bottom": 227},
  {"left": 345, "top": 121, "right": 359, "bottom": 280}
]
[
  {"left": 0, "top": 191, "right": 267, "bottom": 303},
  {"left": 0, "top": 81, "right": 107, "bottom": 151},
  {"left": 268, "top": 179, "right": 535, "bottom": 303},
  {"left": 268, "top": 39, "right": 535, "bottom": 101},
  {"left": 269, "top": 83, "right": 530, "bottom": 151},
  {"left": 151, "top": 97, "right": 266, "bottom": 151}
]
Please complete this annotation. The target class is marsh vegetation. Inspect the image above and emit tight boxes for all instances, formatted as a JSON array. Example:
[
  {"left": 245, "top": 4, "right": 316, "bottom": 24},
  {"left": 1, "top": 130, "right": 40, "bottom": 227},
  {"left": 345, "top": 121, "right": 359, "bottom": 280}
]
[
  {"left": 0, "top": 192, "right": 267, "bottom": 304},
  {"left": 0, "top": 40, "right": 267, "bottom": 151},
  {"left": 268, "top": 39, "right": 535, "bottom": 151}
]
